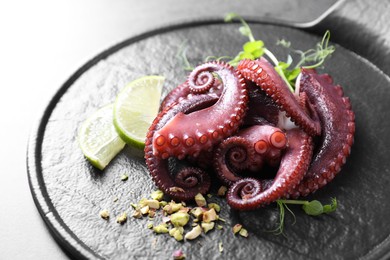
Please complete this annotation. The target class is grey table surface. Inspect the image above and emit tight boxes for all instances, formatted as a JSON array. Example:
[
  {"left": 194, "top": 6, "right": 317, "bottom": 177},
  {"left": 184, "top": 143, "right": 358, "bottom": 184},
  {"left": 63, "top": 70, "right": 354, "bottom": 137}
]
[{"left": 1, "top": 0, "right": 389, "bottom": 259}]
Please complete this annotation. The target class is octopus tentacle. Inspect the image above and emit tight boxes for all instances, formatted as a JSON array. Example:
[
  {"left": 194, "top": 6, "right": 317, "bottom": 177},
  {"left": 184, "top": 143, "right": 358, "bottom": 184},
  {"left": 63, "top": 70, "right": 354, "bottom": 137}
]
[
  {"left": 153, "top": 61, "right": 248, "bottom": 159},
  {"left": 145, "top": 94, "right": 217, "bottom": 201},
  {"left": 289, "top": 69, "right": 355, "bottom": 198},
  {"left": 159, "top": 79, "right": 223, "bottom": 111},
  {"left": 237, "top": 58, "right": 321, "bottom": 136},
  {"left": 214, "top": 136, "right": 256, "bottom": 186},
  {"left": 214, "top": 125, "right": 288, "bottom": 186},
  {"left": 227, "top": 128, "right": 313, "bottom": 210}
]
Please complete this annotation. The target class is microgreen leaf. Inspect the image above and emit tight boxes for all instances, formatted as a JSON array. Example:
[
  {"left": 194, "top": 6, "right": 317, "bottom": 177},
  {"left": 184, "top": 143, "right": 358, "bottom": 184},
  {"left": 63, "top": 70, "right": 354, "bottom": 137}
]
[
  {"left": 323, "top": 198, "right": 338, "bottom": 213},
  {"left": 302, "top": 200, "right": 324, "bottom": 216},
  {"left": 276, "top": 39, "right": 291, "bottom": 48},
  {"left": 243, "top": 41, "right": 264, "bottom": 55},
  {"left": 176, "top": 41, "right": 194, "bottom": 71}
]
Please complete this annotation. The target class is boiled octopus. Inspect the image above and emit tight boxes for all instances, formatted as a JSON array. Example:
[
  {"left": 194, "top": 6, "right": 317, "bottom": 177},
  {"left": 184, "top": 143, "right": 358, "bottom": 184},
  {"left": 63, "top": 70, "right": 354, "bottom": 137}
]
[{"left": 144, "top": 57, "right": 355, "bottom": 211}]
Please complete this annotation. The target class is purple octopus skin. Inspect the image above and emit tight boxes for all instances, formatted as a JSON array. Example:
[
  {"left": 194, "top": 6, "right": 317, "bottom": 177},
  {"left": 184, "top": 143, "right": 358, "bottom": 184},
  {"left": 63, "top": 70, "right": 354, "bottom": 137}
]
[
  {"left": 227, "top": 128, "right": 314, "bottom": 210},
  {"left": 288, "top": 69, "right": 355, "bottom": 198},
  {"left": 243, "top": 80, "right": 280, "bottom": 127},
  {"left": 145, "top": 94, "right": 218, "bottom": 201},
  {"left": 152, "top": 61, "right": 248, "bottom": 159},
  {"left": 159, "top": 79, "right": 223, "bottom": 112},
  {"left": 214, "top": 124, "right": 288, "bottom": 186},
  {"left": 237, "top": 58, "right": 321, "bottom": 136}
]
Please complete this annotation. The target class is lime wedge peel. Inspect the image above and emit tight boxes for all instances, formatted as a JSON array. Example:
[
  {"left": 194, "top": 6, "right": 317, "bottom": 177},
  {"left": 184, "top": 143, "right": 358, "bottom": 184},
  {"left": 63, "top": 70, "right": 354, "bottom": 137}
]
[
  {"left": 113, "top": 75, "right": 165, "bottom": 149},
  {"left": 78, "top": 104, "right": 126, "bottom": 170}
]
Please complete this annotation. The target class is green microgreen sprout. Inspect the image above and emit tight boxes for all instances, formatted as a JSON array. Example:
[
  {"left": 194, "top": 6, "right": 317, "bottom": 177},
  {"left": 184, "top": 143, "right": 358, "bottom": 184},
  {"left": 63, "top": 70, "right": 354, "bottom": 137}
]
[
  {"left": 176, "top": 40, "right": 194, "bottom": 71},
  {"left": 271, "top": 198, "right": 338, "bottom": 235}
]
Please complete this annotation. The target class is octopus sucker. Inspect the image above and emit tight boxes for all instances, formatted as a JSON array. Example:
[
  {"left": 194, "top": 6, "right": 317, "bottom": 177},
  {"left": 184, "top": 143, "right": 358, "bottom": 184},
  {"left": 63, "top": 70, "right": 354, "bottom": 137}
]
[
  {"left": 226, "top": 128, "right": 313, "bottom": 210},
  {"left": 290, "top": 69, "right": 355, "bottom": 198},
  {"left": 237, "top": 58, "right": 321, "bottom": 136}
]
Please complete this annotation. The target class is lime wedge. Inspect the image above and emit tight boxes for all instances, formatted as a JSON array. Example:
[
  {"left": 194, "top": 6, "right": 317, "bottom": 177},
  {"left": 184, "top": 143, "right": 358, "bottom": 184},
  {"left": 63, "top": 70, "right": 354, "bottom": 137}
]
[
  {"left": 78, "top": 104, "right": 126, "bottom": 170},
  {"left": 113, "top": 75, "right": 164, "bottom": 149}
]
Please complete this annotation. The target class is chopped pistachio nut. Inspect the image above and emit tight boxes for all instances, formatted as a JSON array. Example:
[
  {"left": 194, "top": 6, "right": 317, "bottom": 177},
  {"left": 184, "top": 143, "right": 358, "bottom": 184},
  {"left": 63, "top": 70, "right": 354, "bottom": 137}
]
[
  {"left": 217, "top": 225, "right": 223, "bottom": 230},
  {"left": 217, "top": 186, "right": 228, "bottom": 196},
  {"left": 172, "top": 249, "right": 186, "bottom": 260},
  {"left": 170, "top": 212, "right": 190, "bottom": 227},
  {"left": 148, "top": 209, "right": 156, "bottom": 218},
  {"left": 201, "top": 222, "right": 215, "bottom": 233},
  {"left": 116, "top": 212, "right": 127, "bottom": 224},
  {"left": 144, "top": 199, "right": 160, "bottom": 209},
  {"left": 184, "top": 225, "right": 202, "bottom": 240},
  {"left": 208, "top": 203, "right": 221, "bottom": 213},
  {"left": 195, "top": 193, "right": 207, "bottom": 207},
  {"left": 153, "top": 223, "right": 169, "bottom": 234},
  {"left": 139, "top": 198, "right": 148, "bottom": 206},
  {"left": 217, "top": 217, "right": 226, "bottom": 222},
  {"left": 159, "top": 201, "right": 168, "bottom": 207},
  {"left": 178, "top": 207, "right": 190, "bottom": 213},
  {"left": 190, "top": 207, "right": 204, "bottom": 219},
  {"left": 113, "top": 197, "right": 119, "bottom": 202},
  {"left": 140, "top": 205, "right": 150, "bottom": 215},
  {"left": 132, "top": 210, "right": 142, "bottom": 219},
  {"left": 163, "top": 201, "right": 183, "bottom": 214},
  {"left": 193, "top": 219, "right": 199, "bottom": 223},
  {"left": 130, "top": 203, "right": 138, "bottom": 209},
  {"left": 99, "top": 209, "right": 110, "bottom": 220},
  {"left": 207, "top": 194, "right": 212, "bottom": 198},
  {"left": 147, "top": 223, "right": 154, "bottom": 229},
  {"left": 219, "top": 242, "right": 224, "bottom": 253},
  {"left": 169, "top": 227, "right": 184, "bottom": 236},
  {"left": 169, "top": 227, "right": 184, "bottom": 241},
  {"left": 239, "top": 228, "right": 249, "bottom": 238},
  {"left": 203, "top": 208, "right": 217, "bottom": 223},
  {"left": 169, "top": 187, "right": 185, "bottom": 193},
  {"left": 150, "top": 190, "right": 164, "bottom": 201},
  {"left": 233, "top": 224, "right": 243, "bottom": 234},
  {"left": 121, "top": 174, "right": 128, "bottom": 181}
]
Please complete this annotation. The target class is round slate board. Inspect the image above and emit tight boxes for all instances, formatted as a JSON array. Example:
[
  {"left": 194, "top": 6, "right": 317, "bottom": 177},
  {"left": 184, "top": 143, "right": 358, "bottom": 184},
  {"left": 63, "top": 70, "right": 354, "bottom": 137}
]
[{"left": 28, "top": 21, "right": 390, "bottom": 260}]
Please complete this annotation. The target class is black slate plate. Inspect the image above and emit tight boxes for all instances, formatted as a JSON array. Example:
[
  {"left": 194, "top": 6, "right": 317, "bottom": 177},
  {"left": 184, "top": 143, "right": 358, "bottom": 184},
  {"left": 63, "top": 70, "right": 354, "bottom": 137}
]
[{"left": 28, "top": 21, "right": 390, "bottom": 260}]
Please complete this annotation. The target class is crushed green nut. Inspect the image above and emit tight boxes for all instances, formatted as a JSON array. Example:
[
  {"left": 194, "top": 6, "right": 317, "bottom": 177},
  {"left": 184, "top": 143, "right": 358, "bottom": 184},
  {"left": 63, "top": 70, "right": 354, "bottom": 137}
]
[
  {"left": 239, "top": 228, "right": 249, "bottom": 238},
  {"left": 147, "top": 223, "right": 154, "bottom": 229},
  {"left": 148, "top": 209, "right": 156, "bottom": 218},
  {"left": 195, "top": 193, "right": 207, "bottom": 207},
  {"left": 208, "top": 203, "right": 221, "bottom": 213},
  {"left": 217, "top": 186, "right": 228, "bottom": 196},
  {"left": 153, "top": 223, "right": 169, "bottom": 234},
  {"left": 233, "top": 224, "right": 243, "bottom": 234},
  {"left": 207, "top": 194, "right": 212, "bottom": 198},
  {"left": 151, "top": 190, "right": 164, "bottom": 201},
  {"left": 169, "top": 227, "right": 184, "bottom": 241},
  {"left": 130, "top": 203, "right": 138, "bottom": 209},
  {"left": 113, "top": 197, "right": 119, "bottom": 202},
  {"left": 190, "top": 207, "right": 204, "bottom": 219},
  {"left": 144, "top": 199, "right": 160, "bottom": 209},
  {"left": 132, "top": 210, "right": 142, "bottom": 219},
  {"left": 159, "top": 201, "right": 168, "bottom": 207},
  {"left": 99, "top": 209, "right": 109, "bottom": 220},
  {"left": 217, "top": 225, "right": 223, "bottom": 230},
  {"left": 219, "top": 242, "right": 224, "bottom": 253},
  {"left": 185, "top": 225, "right": 202, "bottom": 240},
  {"left": 170, "top": 212, "right": 190, "bottom": 227},
  {"left": 203, "top": 208, "right": 217, "bottom": 223},
  {"left": 116, "top": 212, "right": 127, "bottom": 224},
  {"left": 121, "top": 174, "right": 128, "bottom": 181},
  {"left": 163, "top": 201, "right": 183, "bottom": 214},
  {"left": 140, "top": 205, "right": 150, "bottom": 215},
  {"left": 169, "top": 187, "right": 185, "bottom": 193},
  {"left": 201, "top": 221, "right": 215, "bottom": 233}
]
